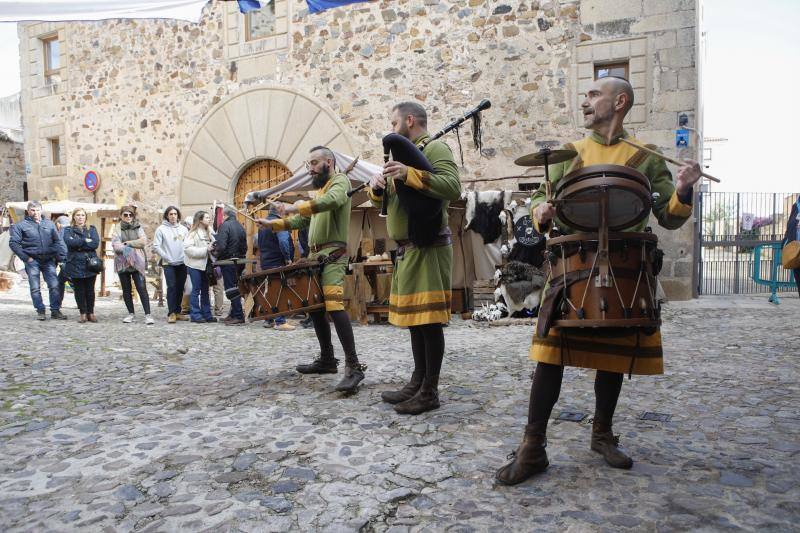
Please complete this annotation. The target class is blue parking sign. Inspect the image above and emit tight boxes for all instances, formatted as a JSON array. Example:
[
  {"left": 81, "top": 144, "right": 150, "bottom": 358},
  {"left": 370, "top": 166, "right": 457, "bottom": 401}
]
[{"left": 676, "top": 129, "right": 690, "bottom": 147}]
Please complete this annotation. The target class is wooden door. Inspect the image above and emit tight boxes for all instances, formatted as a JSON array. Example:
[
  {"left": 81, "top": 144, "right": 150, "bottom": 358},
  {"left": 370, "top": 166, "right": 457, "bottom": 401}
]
[{"left": 233, "top": 159, "right": 292, "bottom": 269}]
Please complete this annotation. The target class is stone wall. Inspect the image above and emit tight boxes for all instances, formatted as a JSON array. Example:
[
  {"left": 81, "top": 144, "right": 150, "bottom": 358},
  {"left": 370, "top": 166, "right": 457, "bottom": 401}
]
[
  {"left": 0, "top": 136, "right": 26, "bottom": 206},
  {"left": 18, "top": 0, "right": 699, "bottom": 298}
]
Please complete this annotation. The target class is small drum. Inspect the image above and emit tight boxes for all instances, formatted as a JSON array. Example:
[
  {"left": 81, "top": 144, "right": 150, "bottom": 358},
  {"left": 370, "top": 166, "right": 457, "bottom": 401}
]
[
  {"left": 545, "top": 232, "right": 662, "bottom": 329},
  {"left": 238, "top": 261, "right": 325, "bottom": 320},
  {"left": 555, "top": 165, "right": 652, "bottom": 231}
]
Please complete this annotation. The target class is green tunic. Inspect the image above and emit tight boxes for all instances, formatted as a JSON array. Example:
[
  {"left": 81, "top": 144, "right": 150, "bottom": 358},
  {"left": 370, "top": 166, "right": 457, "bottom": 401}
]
[
  {"left": 274, "top": 172, "right": 351, "bottom": 312},
  {"left": 369, "top": 133, "right": 461, "bottom": 326}
]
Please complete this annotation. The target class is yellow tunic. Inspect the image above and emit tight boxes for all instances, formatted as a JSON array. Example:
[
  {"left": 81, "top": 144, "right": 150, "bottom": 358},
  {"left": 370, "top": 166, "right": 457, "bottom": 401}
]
[{"left": 529, "top": 131, "right": 692, "bottom": 375}]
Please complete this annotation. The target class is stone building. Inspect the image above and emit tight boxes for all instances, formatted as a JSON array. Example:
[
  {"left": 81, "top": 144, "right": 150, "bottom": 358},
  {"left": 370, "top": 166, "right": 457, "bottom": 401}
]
[
  {"left": 0, "top": 93, "right": 26, "bottom": 206},
  {"left": 17, "top": 0, "right": 700, "bottom": 298}
]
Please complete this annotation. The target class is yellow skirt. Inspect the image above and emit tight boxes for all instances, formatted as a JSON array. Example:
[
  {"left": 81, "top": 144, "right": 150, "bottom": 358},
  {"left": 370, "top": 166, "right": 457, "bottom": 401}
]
[{"left": 530, "top": 327, "right": 664, "bottom": 375}]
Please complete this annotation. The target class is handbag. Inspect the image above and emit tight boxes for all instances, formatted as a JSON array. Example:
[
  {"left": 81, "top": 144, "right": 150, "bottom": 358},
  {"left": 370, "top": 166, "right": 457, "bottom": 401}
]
[
  {"left": 86, "top": 255, "right": 104, "bottom": 273},
  {"left": 782, "top": 241, "right": 800, "bottom": 269}
]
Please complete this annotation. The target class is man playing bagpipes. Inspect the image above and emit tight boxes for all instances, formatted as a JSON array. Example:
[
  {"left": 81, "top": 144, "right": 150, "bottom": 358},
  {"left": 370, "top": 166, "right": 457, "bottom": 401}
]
[
  {"left": 368, "top": 102, "right": 461, "bottom": 415},
  {"left": 256, "top": 146, "right": 366, "bottom": 394},
  {"left": 495, "top": 76, "right": 703, "bottom": 485}
]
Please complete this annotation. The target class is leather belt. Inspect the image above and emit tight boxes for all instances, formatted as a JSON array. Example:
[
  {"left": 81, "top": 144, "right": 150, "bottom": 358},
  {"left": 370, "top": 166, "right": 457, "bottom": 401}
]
[
  {"left": 310, "top": 241, "right": 347, "bottom": 253},
  {"left": 396, "top": 230, "right": 452, "bottom": 257}
]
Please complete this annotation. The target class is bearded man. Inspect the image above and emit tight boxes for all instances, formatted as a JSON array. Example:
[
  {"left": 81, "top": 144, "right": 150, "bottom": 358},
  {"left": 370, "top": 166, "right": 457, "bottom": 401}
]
[{"left": 257, "top": 146, "right": 365, "bottom": 394}]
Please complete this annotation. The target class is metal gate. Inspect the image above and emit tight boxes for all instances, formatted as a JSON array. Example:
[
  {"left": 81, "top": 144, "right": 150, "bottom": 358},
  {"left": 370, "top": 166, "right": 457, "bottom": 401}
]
[{"left": 697, "top": 191, "right": 799, "bottom": 295}]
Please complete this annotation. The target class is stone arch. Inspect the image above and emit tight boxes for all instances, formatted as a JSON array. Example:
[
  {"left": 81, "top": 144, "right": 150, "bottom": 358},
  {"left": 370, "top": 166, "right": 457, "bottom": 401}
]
[{"left": 178, "top": 85, "right": 356, "bottom": 213}]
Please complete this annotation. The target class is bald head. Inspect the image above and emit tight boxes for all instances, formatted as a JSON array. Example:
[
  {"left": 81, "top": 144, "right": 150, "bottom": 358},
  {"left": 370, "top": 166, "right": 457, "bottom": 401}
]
[
  {"left": 581, "top": 76, "right": 634, "bottom": 134},
  {"left": 601, "top": 76, "right": 634, "bottom": 113}
]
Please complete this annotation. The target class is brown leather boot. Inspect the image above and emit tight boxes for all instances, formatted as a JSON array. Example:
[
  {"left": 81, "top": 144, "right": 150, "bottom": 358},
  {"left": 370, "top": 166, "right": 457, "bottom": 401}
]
[
  {"left": 334, "top": 363, "right": 366, "bottom": 393},
  {"left": 591, "top": 419, "right": 633, "bottom": 469},
  {"left": 381, "top": 371, "right": 424, "bottom": 404},
  {"left": 79, "top": 314, "right": 87, "bottom": 323},
  {"left": 495, "top": 422, "right": 549, "bottom": 485},
  {"left": 394, "top": 378, "right": 440, "bottom": 415},
  {"left": 88, "top": 314, "right": 97, "bottom": 323}
]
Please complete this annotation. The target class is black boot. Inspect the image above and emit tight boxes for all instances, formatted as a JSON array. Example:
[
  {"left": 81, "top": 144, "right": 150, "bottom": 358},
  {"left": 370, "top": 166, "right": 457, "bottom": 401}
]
[
  {"left": 381, "top": 371, "right": 424, "bottom": 404},
  {"left": 590, "top": 418, "right": 633, "bottom": 469},
  {"left": 51, "top": 310, "right": 68, "bottom": 320},
  {"left": 296, "top": 354, "right": 339, "bottom": 374},
  {"left": 334, "top": 362, "right": 366, "bottom": 393},
  {"left": 394, "top": 376, "right": 440, "bottom": 415},
  {"left": 495, "top": 422, "right": 549, "bottom": 485}
]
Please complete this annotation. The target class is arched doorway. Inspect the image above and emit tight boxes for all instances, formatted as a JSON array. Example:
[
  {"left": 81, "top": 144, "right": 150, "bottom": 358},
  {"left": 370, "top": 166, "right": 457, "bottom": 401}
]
[
  {"left": 178, "top": 85, "right": 356, "bottom": 216},
  {"left": 233, "top": 158, "right": 292, "bottom": 263}
]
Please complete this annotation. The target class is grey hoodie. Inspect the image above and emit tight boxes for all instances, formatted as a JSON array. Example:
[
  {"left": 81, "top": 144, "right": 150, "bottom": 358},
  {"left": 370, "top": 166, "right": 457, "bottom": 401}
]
[{"left": 152, "top": 220, "right": 189, "bottom": 265}]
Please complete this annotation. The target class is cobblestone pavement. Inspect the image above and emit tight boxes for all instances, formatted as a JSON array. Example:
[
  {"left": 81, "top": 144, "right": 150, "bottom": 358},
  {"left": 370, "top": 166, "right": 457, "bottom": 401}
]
[{"left": 0, "top": 284, "right": 798, "bottom": 532}]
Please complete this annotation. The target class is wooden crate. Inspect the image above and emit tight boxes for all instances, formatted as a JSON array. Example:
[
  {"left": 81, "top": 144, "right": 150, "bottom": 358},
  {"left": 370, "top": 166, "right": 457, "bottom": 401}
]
[{"left": 472, "top": 279, "right": 496, "bottom": 308}]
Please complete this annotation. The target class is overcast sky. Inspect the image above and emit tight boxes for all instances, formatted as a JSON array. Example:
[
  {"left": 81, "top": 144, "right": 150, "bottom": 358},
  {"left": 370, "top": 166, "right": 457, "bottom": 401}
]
[{"left": 0, "top": 1, "right": 797, "bottom": 193}]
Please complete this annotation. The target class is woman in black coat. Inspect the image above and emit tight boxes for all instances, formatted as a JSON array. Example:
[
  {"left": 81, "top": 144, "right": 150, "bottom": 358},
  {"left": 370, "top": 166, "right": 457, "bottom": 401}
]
[{"left": 63, "top": 208, "right": 101, "bottom": 322}]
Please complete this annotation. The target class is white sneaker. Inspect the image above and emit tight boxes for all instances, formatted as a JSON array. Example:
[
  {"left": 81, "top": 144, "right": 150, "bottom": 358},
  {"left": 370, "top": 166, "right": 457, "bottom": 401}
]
[
  {"left": 122, "top": 314, "right": 134, "bottom": 323},
  {"left": 145, "top": 315, "right": 155, "bottom": 325}
]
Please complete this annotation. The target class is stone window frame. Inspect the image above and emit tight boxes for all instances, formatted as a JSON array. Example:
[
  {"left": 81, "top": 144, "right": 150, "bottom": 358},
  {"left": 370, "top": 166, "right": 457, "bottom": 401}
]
[
  {"left": 225, "top": 0, "right": 290, "bottom": 61},
  {"left": 48, "top": 136, "right": 61, "bottom": 166},
  {"left": 38, "top": 123, "right": 66, "bottom": 178},
  {"left": 26, "top": 23, "right": 69, "bottom": 99},
  {"left": 575, "top": 37, "right": 650, "bottom": 126}
]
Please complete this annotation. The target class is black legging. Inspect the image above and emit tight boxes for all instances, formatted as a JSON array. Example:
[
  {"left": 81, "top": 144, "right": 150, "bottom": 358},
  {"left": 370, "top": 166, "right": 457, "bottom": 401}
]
[
  {"left": 794, "top": 269, "right": 800, "bottom": 298},
  {"left": 527, "top": 363, "right": 623, "bottom": 425},
  {"left": 72, "top": 276, "right": 97, "bottom": 314},
  {"left": 409, "top": 324, "right": 445, "bottom": 389},
  {"left": 310, "top": 310, "right": 357, "bottom": 363},
  {"left": 119, "top": 271, "right": 151, "bottom": 315}
]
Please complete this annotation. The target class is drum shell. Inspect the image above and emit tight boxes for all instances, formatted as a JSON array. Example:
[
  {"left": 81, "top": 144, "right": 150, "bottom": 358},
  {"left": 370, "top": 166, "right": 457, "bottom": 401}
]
[
  {"left": 554, "top": 164, "right": 652, "bottom": 232},
  {"left": 546, "top": 232, "right": 661, "bottom": 328},
  {"left": 238, "top": 261, "right": 325, "bottom": 320}
]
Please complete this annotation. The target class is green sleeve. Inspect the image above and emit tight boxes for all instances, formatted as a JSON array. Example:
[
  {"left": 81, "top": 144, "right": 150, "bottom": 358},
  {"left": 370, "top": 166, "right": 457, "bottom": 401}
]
[
  {"left": 408, "top": 141, "right": 461, "bottom": 201},
  {"left": 285, "top": 215, "right": 310, "bottom": 231},
  {"left": 644, "top": 154, "right": 691, "bottom": 230},
  {"left": 304, "top": 174, "right": 349, "bottom": 215}
]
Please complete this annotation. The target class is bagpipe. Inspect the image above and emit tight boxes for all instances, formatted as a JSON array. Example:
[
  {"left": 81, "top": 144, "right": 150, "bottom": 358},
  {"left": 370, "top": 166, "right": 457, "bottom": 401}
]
[{"left": 348, "top": 99, "right": 491, "bottom": 248}]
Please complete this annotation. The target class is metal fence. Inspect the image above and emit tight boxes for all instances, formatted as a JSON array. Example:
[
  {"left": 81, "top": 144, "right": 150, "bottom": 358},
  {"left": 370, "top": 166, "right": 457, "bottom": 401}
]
[{"left": 698, "top": 191, "right": 799, "bottom": 295}]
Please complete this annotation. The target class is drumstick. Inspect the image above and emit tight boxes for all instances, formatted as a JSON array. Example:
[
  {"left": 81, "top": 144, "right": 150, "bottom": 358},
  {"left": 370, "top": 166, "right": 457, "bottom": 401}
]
[{"left": 618, "top": 138, "right": 720, "bottom": 183}]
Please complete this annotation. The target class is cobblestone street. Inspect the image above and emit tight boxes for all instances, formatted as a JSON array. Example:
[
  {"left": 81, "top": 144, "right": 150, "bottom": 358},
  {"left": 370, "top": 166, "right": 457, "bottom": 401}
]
[{"left": 0, "top": 287, "right": 798, "bottom": 532}]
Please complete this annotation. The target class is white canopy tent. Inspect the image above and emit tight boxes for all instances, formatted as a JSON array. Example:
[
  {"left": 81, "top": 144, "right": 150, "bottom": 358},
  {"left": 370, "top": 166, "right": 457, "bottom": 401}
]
[{"left": 0, "top": 0, "right": 210, "bottom": 22}]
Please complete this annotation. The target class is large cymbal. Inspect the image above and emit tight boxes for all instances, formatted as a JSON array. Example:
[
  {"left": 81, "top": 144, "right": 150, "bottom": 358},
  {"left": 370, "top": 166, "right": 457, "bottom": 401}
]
[{"left": 514, "top": 148, "right": 578, "bottom": 167}]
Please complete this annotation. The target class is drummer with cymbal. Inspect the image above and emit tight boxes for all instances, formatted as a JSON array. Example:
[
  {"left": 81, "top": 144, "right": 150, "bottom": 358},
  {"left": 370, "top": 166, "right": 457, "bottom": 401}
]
[
  {"left": 256, "top": 146, "right": 366, "bottom": 394},
  {"left": 495, "top": 76, "right": 702, "bottom": 485}
]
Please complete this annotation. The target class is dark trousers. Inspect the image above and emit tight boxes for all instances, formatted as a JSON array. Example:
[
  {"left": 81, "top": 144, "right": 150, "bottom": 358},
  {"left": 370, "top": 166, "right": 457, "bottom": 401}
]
[
  {"left": 794, "top": 269, "right": 800, "bottom": 298},
  {"left": 23, "top": 257, "right": 60, "bottom": 312},
  {"left": 119, "top": 271, "right": 151, "bottom": 315},
  {"left": 527, "top": 363, "right": 623, "bottom": 426},
  {"left": 163, "top": 264, "right": 188, "bottom": 315},
  {"left": 73, "top": 276, "right": 97, "bottom": 314},
  {"left": 221, "top": 264, "right": 243, "bottom": 319}
]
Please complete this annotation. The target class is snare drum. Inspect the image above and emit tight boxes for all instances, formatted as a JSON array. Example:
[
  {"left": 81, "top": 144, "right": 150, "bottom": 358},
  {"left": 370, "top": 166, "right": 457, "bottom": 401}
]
[
  {"left": 544, "top": 232, "right": 662, "bottom": 329},
  {"left": 238, "top": 261, "right": 325, "bottom": 320},
  {"left": 554, "top": 164, "right": 652, "bottom": 231}
]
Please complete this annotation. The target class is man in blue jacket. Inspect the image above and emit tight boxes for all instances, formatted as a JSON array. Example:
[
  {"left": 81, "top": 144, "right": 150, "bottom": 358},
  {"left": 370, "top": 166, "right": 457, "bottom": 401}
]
[
  {"left": 9, "top": 201, "right": 68, "bottom": 320},
  {"left": 255, "top": 207, "right": 296, "bottom": 331}
]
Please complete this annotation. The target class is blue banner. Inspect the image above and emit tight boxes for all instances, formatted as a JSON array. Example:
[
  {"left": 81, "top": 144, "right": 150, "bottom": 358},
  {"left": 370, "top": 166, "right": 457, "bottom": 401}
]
[
  {"left": 238, "top": 0, "right": 267, "bottom": 14},
  {"left": 306, "top": 0, "right": 371, "bottom": 14}
]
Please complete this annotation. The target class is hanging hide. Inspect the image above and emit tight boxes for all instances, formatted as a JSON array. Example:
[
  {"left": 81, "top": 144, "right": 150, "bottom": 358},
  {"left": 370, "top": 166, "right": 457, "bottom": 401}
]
[{"left": 466, "top": 191, "right": 506, "bottom": 244}]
